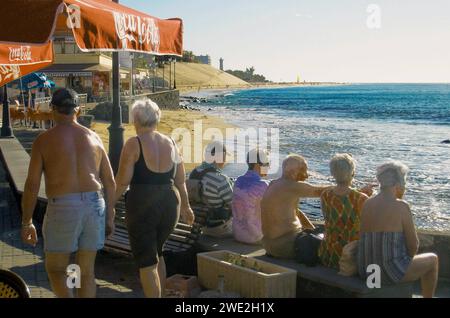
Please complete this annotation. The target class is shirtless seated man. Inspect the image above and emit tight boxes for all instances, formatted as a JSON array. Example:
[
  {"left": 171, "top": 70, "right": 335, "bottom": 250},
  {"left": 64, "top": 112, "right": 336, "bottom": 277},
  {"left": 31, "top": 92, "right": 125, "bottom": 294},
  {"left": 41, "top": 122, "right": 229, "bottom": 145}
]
[
  {"left": 21, "top": 88, "right": 116, "bottom": 298},
  {"left": 261, "top": 154, "right": 329, "bottom": 259}
]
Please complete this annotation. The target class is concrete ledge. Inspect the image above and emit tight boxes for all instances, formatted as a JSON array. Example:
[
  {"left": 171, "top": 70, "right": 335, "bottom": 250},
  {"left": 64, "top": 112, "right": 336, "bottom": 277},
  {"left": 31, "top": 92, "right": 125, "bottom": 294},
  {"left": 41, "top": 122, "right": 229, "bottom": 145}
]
[{"left": 196, "top": 235, "right": 414, "bottom": 298}]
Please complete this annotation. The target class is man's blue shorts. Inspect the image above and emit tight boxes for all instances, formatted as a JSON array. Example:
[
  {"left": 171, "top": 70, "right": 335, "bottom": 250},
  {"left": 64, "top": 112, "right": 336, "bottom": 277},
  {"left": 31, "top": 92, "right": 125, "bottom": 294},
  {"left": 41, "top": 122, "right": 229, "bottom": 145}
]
[{"left": 43, "top": 191, "right": 106, "bottom": 253}]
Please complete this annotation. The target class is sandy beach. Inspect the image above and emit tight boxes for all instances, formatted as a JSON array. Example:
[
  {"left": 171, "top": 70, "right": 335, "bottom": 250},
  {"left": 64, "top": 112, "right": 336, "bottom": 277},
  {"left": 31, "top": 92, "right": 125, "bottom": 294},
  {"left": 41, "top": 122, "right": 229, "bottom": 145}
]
[
  {"left": 92, "top": 109, "right": 235, "bottom": 172},
  {"left": 179, "top": 82, "right": 348, "bottom": 100}
]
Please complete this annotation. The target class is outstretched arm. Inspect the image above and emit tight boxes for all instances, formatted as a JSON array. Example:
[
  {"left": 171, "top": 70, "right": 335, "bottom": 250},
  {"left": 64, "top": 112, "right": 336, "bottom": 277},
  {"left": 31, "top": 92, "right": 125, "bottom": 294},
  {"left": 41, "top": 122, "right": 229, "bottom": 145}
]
[
  {"left": 295, "top": 182, "right": 331, "bottom": 198},
  {"left": 358, "top": 183, "right": 377, "bottom": 197}
]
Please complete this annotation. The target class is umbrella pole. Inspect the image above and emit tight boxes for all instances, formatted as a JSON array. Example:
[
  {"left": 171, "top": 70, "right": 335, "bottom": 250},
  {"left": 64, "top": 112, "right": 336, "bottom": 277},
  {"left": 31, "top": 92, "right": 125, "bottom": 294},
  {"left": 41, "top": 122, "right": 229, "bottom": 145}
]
[
  {"left": 20, "top": 78, "right": 25, "bottom": 105},
  {"left": 108, "top": 0, "right": 125, "bottom": 174},
  {"left": 108, "top": 50, "right": 124, "bottom": 174},
  {"left": 1, "top": 85, "right": 14, "bottom": 138}
]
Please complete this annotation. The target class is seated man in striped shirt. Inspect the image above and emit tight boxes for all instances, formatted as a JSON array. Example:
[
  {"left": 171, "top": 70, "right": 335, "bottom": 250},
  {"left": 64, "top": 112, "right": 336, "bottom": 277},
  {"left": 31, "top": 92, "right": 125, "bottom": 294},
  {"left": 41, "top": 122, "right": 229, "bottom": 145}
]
[{"left": 189, "top": 141, "right": 234, "bottom": 238}]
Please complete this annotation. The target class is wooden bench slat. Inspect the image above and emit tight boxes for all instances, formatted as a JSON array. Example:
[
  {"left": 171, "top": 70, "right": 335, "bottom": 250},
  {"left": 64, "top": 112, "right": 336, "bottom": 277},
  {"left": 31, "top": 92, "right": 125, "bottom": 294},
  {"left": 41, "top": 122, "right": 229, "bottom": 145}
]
[{"left": 0, "top": 139, "right": 47, "bottom": 202}]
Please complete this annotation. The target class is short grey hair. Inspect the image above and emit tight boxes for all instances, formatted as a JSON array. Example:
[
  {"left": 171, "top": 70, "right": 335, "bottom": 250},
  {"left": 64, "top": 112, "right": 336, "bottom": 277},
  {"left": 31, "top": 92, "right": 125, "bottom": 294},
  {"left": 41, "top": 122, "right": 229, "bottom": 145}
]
[
  {"left": 131, "top": 98, "right": 161, "bottom": 127},
  {"left": 329, "top": 153, "right": 355, "bottom": 185},
  {"left": 282, "top": 154, "right": 306, "bottom": 176},
  {"left": 377, "top": 161, "right": 409, "bottom": 189}
]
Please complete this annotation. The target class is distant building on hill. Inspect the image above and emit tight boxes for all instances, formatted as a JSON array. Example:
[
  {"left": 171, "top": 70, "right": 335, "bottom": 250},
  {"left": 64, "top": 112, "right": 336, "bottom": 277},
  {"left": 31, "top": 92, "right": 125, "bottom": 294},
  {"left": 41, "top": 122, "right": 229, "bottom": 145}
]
[
  {"left": 196, "top": 55, "right": 211, "bottom": 65},
  {"left": 219, "top": 58, "right": 224, "bottom": 71}
]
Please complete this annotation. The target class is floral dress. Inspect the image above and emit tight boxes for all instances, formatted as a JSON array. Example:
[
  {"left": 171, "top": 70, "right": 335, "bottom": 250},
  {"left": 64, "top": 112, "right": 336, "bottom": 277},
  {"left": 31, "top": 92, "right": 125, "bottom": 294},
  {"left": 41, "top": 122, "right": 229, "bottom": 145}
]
[{"left": 318, "top": 188, "right": 368, "bottom": 269}]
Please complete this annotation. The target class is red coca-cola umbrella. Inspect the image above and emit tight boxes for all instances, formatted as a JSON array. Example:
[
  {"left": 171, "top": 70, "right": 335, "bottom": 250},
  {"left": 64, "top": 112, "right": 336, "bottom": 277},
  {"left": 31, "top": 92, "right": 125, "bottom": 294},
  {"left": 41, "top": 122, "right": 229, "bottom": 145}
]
[
  {"left": 0, "top": 42, "right": 54, "bottom": 137},
  {"left": 0, "top": 0, "right": 183, "bottom": 170},
  {"left": 0, "top": 42, "right": 54, "bottom": 87},
  {"left": 0, "top": 0, "right": 183, "bottom": 56}
]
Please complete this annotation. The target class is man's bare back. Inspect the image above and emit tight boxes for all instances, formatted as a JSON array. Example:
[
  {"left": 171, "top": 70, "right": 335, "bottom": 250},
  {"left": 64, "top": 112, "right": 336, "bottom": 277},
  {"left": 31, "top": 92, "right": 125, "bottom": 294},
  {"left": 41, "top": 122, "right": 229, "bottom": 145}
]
[
  {"left": 35, "top": 122, "right": 104, "bottom": 198},
  {"left": 261, "top": 179, "right": 303, "bottom": 239}
]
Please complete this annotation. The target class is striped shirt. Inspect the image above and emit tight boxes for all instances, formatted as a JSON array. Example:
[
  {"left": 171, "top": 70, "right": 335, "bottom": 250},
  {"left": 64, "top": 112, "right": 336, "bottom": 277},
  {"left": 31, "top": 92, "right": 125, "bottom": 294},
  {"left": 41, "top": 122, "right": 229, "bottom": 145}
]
[{"left": 193, "top": 162, "right": 234, "bottom": 209}]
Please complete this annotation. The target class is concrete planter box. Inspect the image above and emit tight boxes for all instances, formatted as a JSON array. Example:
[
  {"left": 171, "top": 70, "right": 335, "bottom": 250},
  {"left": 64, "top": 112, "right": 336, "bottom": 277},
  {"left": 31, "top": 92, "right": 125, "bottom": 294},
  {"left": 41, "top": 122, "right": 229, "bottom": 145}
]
[{"left": 197, "top": 250, "right": 297, "bottom": 298}]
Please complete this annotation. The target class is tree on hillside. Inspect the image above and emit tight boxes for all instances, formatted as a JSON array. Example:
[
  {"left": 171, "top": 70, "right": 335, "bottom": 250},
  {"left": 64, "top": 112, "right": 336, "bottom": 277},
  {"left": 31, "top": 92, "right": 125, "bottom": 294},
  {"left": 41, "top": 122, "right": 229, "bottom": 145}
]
[
  {"left": 246, "top": 67, "right": 255, "bottom": 77},
  {"left": 182, "top": 51, "right": 198, "bottom": 63},
  {"left": 226, "top": 66, "right": 269, "bottom": 83}
]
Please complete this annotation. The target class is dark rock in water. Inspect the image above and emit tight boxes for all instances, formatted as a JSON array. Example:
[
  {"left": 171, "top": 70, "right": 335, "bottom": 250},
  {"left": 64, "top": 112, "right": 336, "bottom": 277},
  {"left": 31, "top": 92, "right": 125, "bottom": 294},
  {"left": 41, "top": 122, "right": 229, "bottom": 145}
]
[
  {"left": 441, "top": 139, "right": 450, "bottom": 144},
  {"left": 208, "top": 108, "right": 213, "bottom": 111}
]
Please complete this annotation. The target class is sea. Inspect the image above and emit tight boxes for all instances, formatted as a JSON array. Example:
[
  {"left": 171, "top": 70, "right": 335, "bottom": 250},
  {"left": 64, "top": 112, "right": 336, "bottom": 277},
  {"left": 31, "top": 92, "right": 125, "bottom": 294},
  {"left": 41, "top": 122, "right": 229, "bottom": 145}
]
[{"left": 194, "top": 84, "right": 450, "bottom": 231}]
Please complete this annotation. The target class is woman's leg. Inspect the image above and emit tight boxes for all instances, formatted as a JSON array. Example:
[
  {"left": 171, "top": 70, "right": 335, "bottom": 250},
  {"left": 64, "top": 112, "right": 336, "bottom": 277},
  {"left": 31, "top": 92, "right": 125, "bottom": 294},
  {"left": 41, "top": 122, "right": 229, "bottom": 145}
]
[
  {"left": 402, "top": 253, "right": 439, "bottom": 298},
  {"left": 139, "top": 263, "right": 161, "bottom": 298}
]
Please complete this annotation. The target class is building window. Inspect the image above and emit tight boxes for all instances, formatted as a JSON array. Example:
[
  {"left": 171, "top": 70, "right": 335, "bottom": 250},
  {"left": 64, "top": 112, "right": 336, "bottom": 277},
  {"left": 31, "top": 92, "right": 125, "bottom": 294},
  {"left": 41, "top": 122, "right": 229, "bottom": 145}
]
[
  {"left": 65, "top": 43, "right": 76, "bottom": 54},
  {"left": 54, "top": 42, "right": 63, "bottom": 54}
]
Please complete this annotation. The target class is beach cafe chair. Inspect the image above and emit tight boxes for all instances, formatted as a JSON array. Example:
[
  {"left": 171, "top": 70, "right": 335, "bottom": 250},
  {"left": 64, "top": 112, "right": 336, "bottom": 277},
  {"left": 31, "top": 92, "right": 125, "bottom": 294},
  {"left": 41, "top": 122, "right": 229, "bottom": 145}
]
[
  {"left": 39, "top": 111, "right": 54, "bottom": 129},
  {"left": 9, "top": 107, "right": 26, "bottom": 126},
  {"left": 0, "top": 269, "right": 31, "bottom": 298},
  {"left": 27, "top": 108, "right": 43, "bottom": 129}
]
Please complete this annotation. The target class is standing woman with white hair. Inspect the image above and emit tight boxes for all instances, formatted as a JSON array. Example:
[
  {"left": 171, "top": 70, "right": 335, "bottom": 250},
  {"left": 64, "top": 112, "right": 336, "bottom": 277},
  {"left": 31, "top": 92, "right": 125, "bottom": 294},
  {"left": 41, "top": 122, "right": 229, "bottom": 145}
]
[
  {"left": 114, "top": 99, "right": 195, "bottom": 298},
  {"left": 358, "top": 161, "right": 439, "bottom": 298}
]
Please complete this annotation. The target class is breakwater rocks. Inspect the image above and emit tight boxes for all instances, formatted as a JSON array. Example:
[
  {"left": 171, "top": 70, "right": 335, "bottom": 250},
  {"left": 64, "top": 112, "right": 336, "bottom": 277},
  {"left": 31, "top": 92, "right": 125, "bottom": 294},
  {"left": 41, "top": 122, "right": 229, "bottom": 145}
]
[{"left": 179, "top": 96, "right": 207, "bottom": 111}]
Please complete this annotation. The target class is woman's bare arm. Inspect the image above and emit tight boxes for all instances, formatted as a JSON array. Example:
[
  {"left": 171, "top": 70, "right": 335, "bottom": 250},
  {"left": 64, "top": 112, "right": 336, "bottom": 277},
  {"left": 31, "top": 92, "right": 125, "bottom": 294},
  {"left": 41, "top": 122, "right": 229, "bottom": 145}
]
[
  {"left": 173, "top": 145, "right": 195, "bottom": 225},
  {"left": 114, "top": 139, "right": 137, "bottom": 204}
]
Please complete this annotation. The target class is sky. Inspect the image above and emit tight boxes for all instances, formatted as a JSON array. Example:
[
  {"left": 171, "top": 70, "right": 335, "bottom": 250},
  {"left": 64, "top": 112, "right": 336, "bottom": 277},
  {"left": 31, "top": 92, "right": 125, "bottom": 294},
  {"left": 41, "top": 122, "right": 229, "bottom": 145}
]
[{"left": 122, "top": 0, "right": 450, "bottom": 83}]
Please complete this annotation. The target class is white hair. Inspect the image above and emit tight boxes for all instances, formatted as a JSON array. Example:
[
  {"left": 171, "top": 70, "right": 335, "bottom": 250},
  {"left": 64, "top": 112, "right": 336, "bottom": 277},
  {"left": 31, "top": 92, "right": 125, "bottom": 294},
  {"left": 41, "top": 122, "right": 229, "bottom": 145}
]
[
  {"left": 377, "top": 161, "right": 409, "bottom": 189},
  {"left": 329, "top": 153, "right": 355, "bottom": 185},
  {"left": 131, "top": 98, "right": 161, "bottom": 127},
  {"left": 282, "top": 154, "right": 306, "bottom": 176}
]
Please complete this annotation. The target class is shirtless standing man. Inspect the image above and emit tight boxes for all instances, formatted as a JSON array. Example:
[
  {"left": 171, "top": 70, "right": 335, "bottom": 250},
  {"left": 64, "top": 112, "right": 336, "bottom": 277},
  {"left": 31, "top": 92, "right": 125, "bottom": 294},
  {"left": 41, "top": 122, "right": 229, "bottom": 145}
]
[
  {"left": 261, "top": 155, "right": 329, "bottom": 259},
  {"left": 21, "top": 89, "right": 116, "bottom": 298}
]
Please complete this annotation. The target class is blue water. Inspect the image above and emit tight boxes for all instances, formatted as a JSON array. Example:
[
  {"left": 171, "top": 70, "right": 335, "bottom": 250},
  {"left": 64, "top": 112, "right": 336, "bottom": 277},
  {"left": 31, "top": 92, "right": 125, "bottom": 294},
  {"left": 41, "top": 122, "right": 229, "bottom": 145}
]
[{"left": 199, "top": 84, "right": 450, "bottom": 231}]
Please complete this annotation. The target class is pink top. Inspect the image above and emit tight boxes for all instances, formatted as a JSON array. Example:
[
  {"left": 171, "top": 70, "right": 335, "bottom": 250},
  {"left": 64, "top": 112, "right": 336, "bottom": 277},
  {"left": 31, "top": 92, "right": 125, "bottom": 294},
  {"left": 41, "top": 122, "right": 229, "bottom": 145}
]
[{"left": 231, "top": 171, "right": 269, "bottom": 244}]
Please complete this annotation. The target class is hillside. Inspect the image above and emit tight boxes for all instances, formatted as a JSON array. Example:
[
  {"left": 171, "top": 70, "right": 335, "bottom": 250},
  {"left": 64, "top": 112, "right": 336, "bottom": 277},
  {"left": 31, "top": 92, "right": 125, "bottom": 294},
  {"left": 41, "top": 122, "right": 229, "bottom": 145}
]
[{"left": 156, "top": 62, "right": 250, "bottom": 91}]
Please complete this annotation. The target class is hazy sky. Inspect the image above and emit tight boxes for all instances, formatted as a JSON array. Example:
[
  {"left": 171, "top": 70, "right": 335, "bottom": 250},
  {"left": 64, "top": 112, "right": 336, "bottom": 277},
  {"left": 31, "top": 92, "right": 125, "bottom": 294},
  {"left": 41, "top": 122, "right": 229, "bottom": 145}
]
[{"left": 122, "top": 0, "right": 450, "bottom": 83}]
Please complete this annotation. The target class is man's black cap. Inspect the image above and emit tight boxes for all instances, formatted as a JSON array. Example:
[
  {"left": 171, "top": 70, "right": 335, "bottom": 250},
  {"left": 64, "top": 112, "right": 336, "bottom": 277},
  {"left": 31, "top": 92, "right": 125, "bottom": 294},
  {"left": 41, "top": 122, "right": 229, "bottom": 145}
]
[{"left": 51, "top": 88, "right": 78, "bottom": 108}]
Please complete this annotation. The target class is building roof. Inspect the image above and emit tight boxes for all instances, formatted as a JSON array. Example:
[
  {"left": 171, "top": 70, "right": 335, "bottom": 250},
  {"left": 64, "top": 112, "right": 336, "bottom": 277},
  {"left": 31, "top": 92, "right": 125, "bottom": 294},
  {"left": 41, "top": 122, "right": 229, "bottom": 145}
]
[{"left": 41, "top": 63, "right": 130, "bottom": 74}]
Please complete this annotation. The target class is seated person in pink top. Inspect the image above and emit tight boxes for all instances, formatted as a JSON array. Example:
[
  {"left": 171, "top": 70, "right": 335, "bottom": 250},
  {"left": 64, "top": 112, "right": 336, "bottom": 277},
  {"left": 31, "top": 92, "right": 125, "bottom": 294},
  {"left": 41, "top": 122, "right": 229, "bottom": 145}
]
[{"left": 232, "top": 149, "right": 270, "bottom": 244}]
